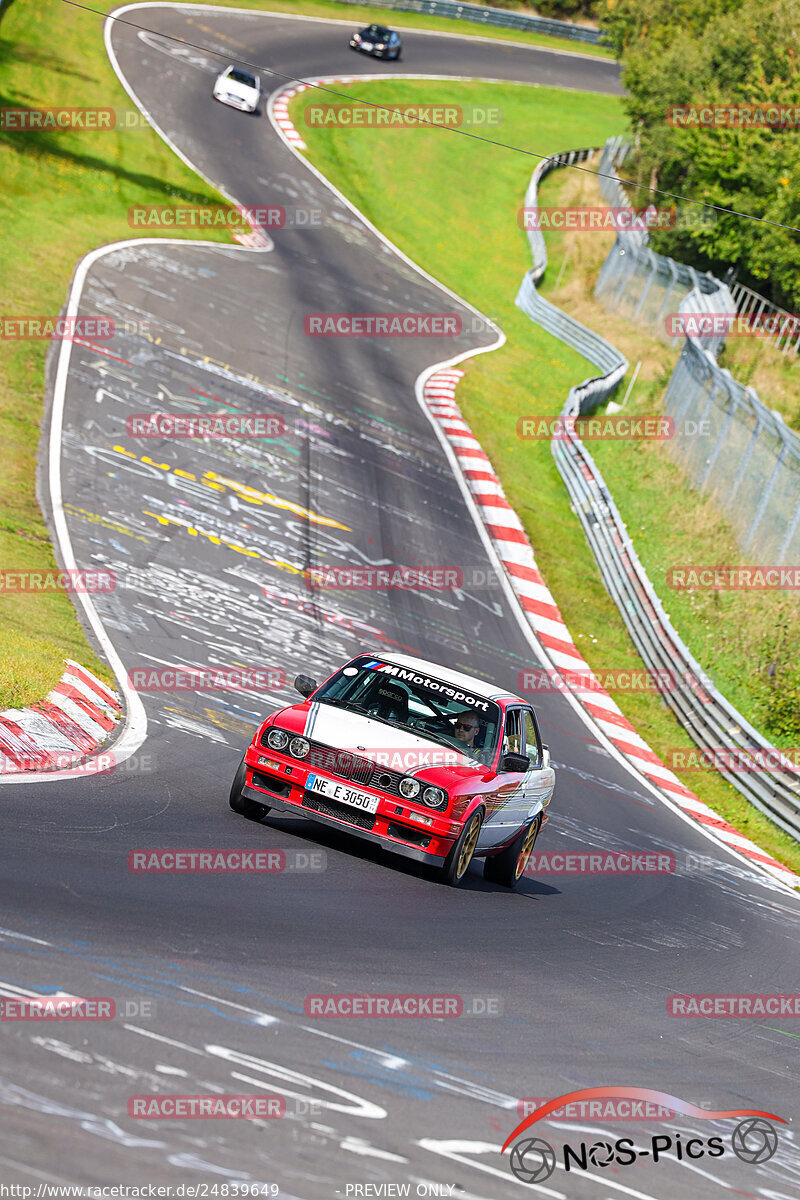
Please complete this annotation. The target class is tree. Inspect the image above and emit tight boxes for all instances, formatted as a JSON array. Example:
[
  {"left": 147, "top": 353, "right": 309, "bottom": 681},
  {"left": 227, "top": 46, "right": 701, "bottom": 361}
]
[{"left": 599, "top": 0, "right": 800, "bottom": 309}]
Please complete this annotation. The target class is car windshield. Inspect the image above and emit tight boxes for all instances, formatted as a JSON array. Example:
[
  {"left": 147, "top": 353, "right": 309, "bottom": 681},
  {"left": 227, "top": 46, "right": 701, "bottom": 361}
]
[
  {"left": 313, "top": 657, "right": 501, "bottom": 763},
  {"left": 228, "top": 69, "right": 257, "bottom": 87},
  {"left": 362, "top": 25, "right": 389, "bottom": 37}
]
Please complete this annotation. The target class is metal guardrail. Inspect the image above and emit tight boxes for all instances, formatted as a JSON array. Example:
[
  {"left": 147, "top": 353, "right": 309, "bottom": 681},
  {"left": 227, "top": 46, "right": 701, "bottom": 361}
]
[
  {"left": 332, "top": 0, "right": 602, "bottom": 44},
  {"left": 518, "top": 146, "right": 800, "bottom": 841},
  {"left": 518, "top": 148, "right": 628, "bottom": 409},
  {"left": 729, "top": 281, "right": 800, "bottom": 356}
]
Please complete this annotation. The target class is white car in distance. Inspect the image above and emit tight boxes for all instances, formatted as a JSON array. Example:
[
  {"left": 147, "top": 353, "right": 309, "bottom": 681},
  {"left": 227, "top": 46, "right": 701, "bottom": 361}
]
[{"left": 213, "top": 65, "right": 261, "bottom": 113}]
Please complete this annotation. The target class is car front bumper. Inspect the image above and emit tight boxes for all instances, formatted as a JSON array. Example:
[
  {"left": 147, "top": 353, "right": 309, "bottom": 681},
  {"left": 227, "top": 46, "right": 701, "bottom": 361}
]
[
  {"left": 242, "top": 758, "right": 454, "bottom": 866},
  {"left": 350, "top": 42, "right": 392, "bottom": 57},
  {"left": 215, "top": 92, "right": 256, "bottom": 111}
]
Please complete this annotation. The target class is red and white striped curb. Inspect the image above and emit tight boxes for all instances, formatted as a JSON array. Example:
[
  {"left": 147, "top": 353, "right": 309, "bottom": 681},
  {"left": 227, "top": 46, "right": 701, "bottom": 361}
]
[
  {"left": 0, "top": 660, "right": 121, "bottom": 773},
  {"left": 270, "top": 76, "right": 391, "bottom": 152},
  {"left": 424, "top": 369, "right": 799, "bottom": 890},
  {"left": 231, "top": 226, "right": 271, "bottom": 249},
  {"left": 272, "top": 84, "right": 309, "bottom": 150},
  {"left": 229, "top": 205, "right": 272, "bottom": 250}
]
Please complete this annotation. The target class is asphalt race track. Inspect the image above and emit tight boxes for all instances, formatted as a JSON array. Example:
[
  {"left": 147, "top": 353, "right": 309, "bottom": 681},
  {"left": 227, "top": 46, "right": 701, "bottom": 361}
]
[{"left": 1, "top": 8, "right": 799, "bottom": 1197}]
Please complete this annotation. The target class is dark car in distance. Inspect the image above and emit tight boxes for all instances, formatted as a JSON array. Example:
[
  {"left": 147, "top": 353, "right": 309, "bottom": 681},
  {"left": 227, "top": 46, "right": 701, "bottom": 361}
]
[{"left": 349, "top": 25, "right": 402, "bottom": 60}]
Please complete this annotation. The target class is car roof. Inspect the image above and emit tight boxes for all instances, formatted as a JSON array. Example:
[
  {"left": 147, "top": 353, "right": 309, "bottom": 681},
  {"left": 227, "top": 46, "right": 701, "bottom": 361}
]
[{"left": 358, "top": 651, "right": 526, "bottom": 707}]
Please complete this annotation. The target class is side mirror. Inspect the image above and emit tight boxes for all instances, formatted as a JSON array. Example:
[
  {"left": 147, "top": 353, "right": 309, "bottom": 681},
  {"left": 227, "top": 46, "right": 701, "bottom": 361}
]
[
  {"left": 542, "top": 744, "right": 551, "bottom": 769},
  {"left": 501, "top": 751, "right": 530, "bottom": 774},
  {"left": 295, "top": 674, "right": 318, "bottom": 699}
]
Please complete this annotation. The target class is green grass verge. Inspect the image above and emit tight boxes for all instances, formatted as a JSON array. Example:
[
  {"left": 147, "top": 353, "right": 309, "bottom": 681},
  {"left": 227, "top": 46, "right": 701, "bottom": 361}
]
[
  {"left": 291, "top": 77, "right": 800, "bottom": 876},
  {"left": 0, "top": 0, "right": 238, "bottom": 707}
]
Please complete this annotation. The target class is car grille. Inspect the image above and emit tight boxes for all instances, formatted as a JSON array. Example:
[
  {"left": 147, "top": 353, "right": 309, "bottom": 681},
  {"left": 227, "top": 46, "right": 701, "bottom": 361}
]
[
  {"left": 262, "top": 734, "right": 406, "bottom": 796},
  {"left": 302, "top": 792, "right": 376, "bottom": 831}
]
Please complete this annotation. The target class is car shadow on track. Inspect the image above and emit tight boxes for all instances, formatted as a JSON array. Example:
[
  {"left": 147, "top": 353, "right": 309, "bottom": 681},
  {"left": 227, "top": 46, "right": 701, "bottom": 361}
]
[{"left": 244, "top": 810, "right": 562, "bottom": 897}]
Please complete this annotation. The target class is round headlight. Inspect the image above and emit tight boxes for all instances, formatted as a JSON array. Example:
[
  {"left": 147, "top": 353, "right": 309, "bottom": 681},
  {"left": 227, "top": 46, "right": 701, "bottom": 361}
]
[
  {"left": 289, "top": 736, "right": 310, "bottom": 759},
  {"left": 399, "top": 777, "right": 421, "bottom": 799},
  {"left": 267, "top": 728, "right": 289, "bottom": 751},
  {"left": 422, "top": 786, "right": 447, "bottom": 809}
]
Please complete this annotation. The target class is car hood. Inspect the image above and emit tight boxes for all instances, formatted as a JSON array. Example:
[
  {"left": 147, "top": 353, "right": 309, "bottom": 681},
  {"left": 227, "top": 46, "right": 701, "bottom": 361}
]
[{"left": 271, "top": 701, "right": 484, "bottom": 781}]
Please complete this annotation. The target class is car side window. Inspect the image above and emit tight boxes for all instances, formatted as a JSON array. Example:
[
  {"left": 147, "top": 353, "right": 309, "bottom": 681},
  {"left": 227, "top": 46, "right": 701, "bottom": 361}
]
[
  {"left": 503, "top": 709, "right": 522, "bottom": 755},
  {"left": 523, "top": 709, "right": 541, "bottom": 767}
]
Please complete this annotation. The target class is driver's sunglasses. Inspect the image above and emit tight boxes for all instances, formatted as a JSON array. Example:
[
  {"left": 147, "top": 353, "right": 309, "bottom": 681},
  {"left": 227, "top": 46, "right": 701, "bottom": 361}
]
[{"left": 455, "top": 720, "right": 476, "bottom": 732}]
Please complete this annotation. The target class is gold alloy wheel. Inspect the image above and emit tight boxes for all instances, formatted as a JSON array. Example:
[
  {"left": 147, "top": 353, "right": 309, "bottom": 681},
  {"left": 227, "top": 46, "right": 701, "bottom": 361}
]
[
  {"left": 515, "top": 816, "right": 541, "bottom": 880},
  {"left": 456, "top": 812, "right": 483, "bottom": 879}
]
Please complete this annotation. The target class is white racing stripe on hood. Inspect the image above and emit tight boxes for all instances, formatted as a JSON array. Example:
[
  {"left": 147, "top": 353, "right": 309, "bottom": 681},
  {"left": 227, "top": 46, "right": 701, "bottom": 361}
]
[{"left": 303, "top": 703, "right": 473, "bottom": 773}]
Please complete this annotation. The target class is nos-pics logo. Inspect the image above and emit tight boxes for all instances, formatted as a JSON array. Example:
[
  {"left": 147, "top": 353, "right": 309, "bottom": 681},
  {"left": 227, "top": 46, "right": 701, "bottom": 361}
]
[{"left": 503, "top": 1088, "right": 783, "bottom": 1185}]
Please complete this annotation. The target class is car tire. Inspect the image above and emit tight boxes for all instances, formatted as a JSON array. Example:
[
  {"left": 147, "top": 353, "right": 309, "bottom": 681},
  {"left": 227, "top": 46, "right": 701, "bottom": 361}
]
[
  {"left": 440, "top": 808, "right": 484, "bottom": 887},
  {"left": 483, "top": 814, "right": 541, "bottom": 889},
  {"left": 229, "top": 756, "right": 270, "bottom": 821}
]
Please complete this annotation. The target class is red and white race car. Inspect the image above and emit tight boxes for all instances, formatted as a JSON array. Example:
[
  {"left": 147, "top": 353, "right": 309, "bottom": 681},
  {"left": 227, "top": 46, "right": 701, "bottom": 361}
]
[{"left": 228, "top": 652, "right": 555, "bottom": 887}]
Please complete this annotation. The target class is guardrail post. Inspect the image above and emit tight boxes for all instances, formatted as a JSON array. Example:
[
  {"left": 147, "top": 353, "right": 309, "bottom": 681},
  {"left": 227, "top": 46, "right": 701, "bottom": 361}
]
[
  {"left": 656, "top": 259, "right": 681, "bottom": 337},
  {"left": 633, "top": 255, "right": 659, "bottom": 320},
  {"left": 729, "top": 413, "right": 764, "bottom": 504},
  {"left": 776, "top": 487, "right": 800, "bottom": 564},
  {"left": 743, "top": 442, "right": 789, "bottom": 553},
  {"left": 698, "top": 378, "right": 737, "bottom": 490}
]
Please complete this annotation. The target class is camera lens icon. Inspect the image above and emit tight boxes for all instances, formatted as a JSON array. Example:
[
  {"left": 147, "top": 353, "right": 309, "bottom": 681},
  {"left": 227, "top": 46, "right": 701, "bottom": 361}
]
[
  {"left": 509, "top": 1137, "right": 556, "bottom": 1184},
  {"left": 588, "top": 1140, "right": 615, "bottom": 1167},
  {"left": 731, "top": 1118, "right": 778, "bottom": 1164}
]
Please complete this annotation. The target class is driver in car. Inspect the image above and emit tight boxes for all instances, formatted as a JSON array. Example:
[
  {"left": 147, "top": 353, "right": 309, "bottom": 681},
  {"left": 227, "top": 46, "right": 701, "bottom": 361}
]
[{"left": 452, "top": 711, "right": 480, "bottom": 752}]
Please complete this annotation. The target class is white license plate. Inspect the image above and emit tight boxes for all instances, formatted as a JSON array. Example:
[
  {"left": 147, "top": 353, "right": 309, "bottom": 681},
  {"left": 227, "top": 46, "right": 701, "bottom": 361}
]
[
  {"left": 361, "top": 42, "right": 373, "bottom": 48},
  {"left": 306, "top": 773, "right": 380, "bottom": 814}
]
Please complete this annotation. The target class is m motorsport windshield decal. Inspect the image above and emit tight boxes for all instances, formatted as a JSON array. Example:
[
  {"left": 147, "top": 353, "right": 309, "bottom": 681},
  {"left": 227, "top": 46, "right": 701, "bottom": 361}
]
[
  {"left": 363, "top": 661, "right": 491, "bottom": 713},
  {"left": 502, "top": 1086, "right": 786, "bottom": 1151}
]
